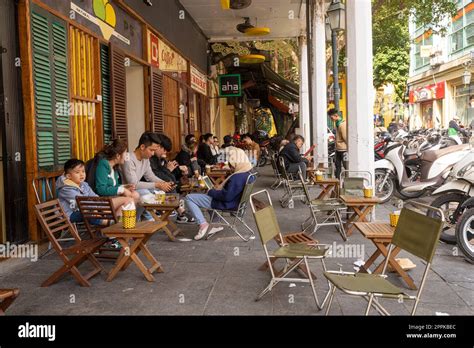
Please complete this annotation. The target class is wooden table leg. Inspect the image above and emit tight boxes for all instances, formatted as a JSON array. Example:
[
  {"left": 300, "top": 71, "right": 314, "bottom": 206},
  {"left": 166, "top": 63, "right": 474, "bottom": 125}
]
[
  {"left": 122, "top": 234, "right": 163, "bottom": 274},
  {"left": 107, "top": 237, "right": 142, "bottom": 281},
  {"left": 359, "top": 247, "right": 383, "bottom": 273},
  {"left": 345, "top": 205, "right": 373, "bottom": 236},
  {"left": 149, "top": 209, "right": 176, "bottom": 241},
  {"left": 376, "top": 244, "right": 417, "bottom": 290}
]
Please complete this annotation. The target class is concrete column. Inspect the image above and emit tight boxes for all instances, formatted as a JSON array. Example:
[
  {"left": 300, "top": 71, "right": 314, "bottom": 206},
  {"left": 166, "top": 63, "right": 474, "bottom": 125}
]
[
  {"left": 311, "top": 0, "right": 328, "bottom": 165},
  {"left": 346, "top": 0, "right": 375, "bottom": 179},
  {"left": 298, "top": 36, "right": 311, "bottom": 152}
]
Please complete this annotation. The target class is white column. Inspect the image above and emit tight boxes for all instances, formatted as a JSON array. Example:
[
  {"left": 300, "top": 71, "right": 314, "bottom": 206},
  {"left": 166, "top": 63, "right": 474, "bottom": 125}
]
[
  {"left": 299, "top": 36, "right": 311, "bottom": 152},
  {"left": 311, "top": 0, "right": 328, "bottom": 165},
  {"left": 346, "top": 0, "right": 375, "bottom": 179}
]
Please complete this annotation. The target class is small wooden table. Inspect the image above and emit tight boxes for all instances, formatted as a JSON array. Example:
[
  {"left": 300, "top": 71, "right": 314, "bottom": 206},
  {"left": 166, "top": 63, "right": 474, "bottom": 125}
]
[
  {"left": 142, "top": 194, "right": 181, "bottom": 241},
  {"left": 180, "top": 181, "right": 207, "bottom": 195},
  {"left": 102, "top": 221, "right": 166, "bottom": 282},
  {"left": 206, "top": 167, "right": 231, "bottom": 186},
  {"left": 340, "top": 195, "right": 380, "bottom": 236},
  {"left": 354, "top": 222, "right": 417, "bottom": 290},
  {"left": 312, "top": 178, "right": 340, "bottom": 199}
]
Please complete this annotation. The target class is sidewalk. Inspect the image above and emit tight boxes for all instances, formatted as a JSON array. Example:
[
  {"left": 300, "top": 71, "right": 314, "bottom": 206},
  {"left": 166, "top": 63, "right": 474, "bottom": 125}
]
[{"left": 1, "top": 166, "right": 472, "bottom": 315}]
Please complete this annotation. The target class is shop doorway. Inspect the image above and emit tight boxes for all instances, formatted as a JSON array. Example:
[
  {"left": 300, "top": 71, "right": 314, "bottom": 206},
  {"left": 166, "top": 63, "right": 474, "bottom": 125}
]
[
  {"left": 421, "top": 101, "right": 433, "bottom": 129},
  {"left": 126, "top": 61, "right": 146, "bottom": 151}
]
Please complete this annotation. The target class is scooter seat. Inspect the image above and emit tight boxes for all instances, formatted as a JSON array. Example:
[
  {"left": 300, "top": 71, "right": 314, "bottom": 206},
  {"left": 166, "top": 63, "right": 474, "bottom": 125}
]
[{"left": 421, "top": 144, "right": 469, "bottom": 162}]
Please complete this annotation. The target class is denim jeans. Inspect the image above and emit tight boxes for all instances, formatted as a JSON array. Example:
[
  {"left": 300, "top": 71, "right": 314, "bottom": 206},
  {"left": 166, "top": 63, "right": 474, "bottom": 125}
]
[
  {"left": 136, "top": 188, "right": 155, "bottom": 221},
  {"left": 185, "top": 194, "right": 213, "bottom": 225}
]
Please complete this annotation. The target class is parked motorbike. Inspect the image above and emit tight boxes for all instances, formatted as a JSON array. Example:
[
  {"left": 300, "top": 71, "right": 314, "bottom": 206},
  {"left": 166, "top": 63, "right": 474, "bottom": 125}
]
[
  {"left": 374, "top": 143, "right": 470, "bottom": 203},
  {"left": 428, "top": 151, "right": 474, "bottom": 244},
  {"left": 456, "top": 194, "right": 474, "bottom": 263}
]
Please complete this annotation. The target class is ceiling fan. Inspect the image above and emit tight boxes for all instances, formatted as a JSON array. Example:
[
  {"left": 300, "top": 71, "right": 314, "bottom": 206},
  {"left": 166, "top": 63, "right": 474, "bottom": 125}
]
[{"left": 236, "top": 17, "right": 270, "bottom": 36}]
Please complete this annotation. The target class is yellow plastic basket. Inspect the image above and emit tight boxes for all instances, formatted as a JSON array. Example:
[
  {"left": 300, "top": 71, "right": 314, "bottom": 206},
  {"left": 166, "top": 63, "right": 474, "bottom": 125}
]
[
  {"left": 122, "top": 210, "right": 137, "bottom": 229},
  {"left": 389, "top": 213, "right": 400, "bottom": 227}
]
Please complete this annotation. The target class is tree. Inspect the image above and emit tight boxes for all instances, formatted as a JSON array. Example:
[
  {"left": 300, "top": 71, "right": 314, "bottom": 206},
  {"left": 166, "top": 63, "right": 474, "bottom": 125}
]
[{"left": 372, "top": 0, "right": 457, "bottom": 101}]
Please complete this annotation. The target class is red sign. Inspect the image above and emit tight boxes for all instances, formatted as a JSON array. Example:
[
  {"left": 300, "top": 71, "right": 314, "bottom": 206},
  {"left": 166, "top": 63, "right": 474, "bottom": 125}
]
[
  {"left": 409, "top": 81, "right": 445, "bottom": 104},
  {"left": 147, "top": 30, "right": 159, "bottom": 68},
  {"left": 190, "top": 65, "right": 207, "bottom": 95}
]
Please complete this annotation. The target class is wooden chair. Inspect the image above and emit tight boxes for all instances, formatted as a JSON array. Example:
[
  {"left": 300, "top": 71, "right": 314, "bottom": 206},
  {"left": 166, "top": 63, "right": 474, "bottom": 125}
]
[
  {"left": 34, "top": 200, "right": 107, "bottom": 287},
  {"left": 75, "top": 196, "right": 122, "bottom": 259},
  {"left": 0, "top": 288, "right": 20, "bottom": 314}
]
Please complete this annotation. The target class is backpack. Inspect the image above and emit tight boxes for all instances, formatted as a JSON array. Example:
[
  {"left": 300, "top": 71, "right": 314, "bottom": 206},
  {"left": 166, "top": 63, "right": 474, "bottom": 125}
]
[{"left": 85, "top": 153, "right": 104, "bottom": 192}]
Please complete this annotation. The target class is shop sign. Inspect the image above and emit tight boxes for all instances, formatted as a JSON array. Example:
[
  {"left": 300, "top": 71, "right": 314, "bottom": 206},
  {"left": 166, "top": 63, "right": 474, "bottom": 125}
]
[
  {"left": 147, "top": 30, "right": 160, "bottom": 68},
  {"left": 409, "top": 81, "right": 445, "bottom": 104},
  {"left": 39, "top": 0, "right": 142, "bottom": 57},
  {"left": 158, "top": 38, "right": 187, "bottom": 72},
  {"left": 190, "top": 65, "right": 207, "bottom": 95},
  {"left": 218, "top": 74, "right": 241, "bottom": 97}
]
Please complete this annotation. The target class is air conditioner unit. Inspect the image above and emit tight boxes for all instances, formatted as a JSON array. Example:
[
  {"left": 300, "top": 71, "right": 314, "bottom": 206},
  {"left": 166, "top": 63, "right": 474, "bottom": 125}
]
[
  {"left": 430, "top": 55, "right": 444, "bottom": 67},
  {"left": 430, "top": 46, "right": 443, "bottom": 58}
]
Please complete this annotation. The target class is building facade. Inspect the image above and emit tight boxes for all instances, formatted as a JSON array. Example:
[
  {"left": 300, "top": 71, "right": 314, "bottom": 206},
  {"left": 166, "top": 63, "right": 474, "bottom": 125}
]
[
  {"left": 408, "top": 0, "right": 474, "bottom": 130},
  {"left": 15, "top": 0, "right": 210, "bottom": 242}
]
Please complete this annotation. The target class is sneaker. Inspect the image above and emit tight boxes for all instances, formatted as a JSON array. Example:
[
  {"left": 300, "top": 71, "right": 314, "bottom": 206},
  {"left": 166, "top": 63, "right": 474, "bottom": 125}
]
[
  {"left": 194, "top": 225, "right": 209, "bottom": 240},
  {"left": 169, "top": 211, "right": 178, "bottom": 218},
  {"left": 206, "top": 226, "right": 224, "bottom": 237},
  {"left": 176, "top": 214, "right": 189, "bottom": 224}
]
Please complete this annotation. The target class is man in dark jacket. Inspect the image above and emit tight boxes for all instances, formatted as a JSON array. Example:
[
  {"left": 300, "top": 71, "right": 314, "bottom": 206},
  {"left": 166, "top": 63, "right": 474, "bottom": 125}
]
[
  {"left": 197, "top": 133, "right": 218, "bottom": 165},
  {"left": 279, "top": 134, "right": 311, "bottom": 180},
  {"left": 175, "top": 134, "right": 201, "bottom": 177}
]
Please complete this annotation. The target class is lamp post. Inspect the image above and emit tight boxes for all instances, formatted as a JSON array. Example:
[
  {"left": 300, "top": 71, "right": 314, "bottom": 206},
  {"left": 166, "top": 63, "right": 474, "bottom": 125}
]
[{"left": 327, "top": 0, "right": 345, "bottom": 116}]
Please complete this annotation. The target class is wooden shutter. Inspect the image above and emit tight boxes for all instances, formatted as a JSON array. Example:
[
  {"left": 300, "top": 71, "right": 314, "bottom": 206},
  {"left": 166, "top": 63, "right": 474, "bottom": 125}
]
[
  {"left": 31, "top": 6, "right": 70, "bottom": 171},
  {"left": 150, "top": 68, "right": 164, "bottom": 133},
  {"left": 110, "top": 46, "right": 127, "bottom": 141},
  {"left": 100, "top": 44, "right": 112, "bottom": 144},
  {"left": 52, "top": 21, "right": 71, "bottom": 165}
]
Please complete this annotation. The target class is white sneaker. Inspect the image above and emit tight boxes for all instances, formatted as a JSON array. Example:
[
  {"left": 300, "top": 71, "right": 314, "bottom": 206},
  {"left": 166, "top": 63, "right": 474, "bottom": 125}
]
[
  {"left": 207, "top": 226, "right": 224, "bottom": 237},
  {"left": 194, "top": 225, "right": 209, "bottom": 240}
]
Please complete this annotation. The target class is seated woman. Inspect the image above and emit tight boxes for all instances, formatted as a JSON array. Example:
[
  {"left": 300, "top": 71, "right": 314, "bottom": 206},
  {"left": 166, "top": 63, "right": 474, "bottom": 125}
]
[
  {"left": 185, "top": 147, "right": 253, "bottom": 241},
  {"left": 175, "top": 134, "right": 202, "bottom": 178},
  {"left": 94, "top": 139, "right": 140, "bottom": 216}
]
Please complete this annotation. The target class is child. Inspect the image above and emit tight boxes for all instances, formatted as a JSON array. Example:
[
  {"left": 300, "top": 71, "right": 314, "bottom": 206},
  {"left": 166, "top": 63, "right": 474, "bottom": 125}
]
[{"left": 57, "top": 158, "right": 132, "bottom": 224}]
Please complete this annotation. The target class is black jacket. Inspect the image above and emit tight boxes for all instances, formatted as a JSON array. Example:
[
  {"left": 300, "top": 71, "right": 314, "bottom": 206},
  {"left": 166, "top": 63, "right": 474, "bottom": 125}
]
[
  {"left": 197, "top": 143, "right": 217, "bottom": 165},
  {"left": 279, "top": 142, "right": 307, "bottom": 169},
  {"left": 175, "top": 147, "right": 202, "bottom": 175},
  {"left": 149, "top": 156, "right": 178, "bottom": 184}
]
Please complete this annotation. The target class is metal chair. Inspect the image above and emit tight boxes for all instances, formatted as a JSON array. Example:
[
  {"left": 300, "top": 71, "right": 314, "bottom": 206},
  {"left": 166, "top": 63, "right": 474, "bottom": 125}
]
[
  {"left": 340, "top": 170, "right": 373, "bottom": 197},
  {"left": 206, "top": 172, "right": 257, "bottom": 242},
  {"left": 324, "top": 201, "right": 444, "bottom": 316},
  {"left": 250, "top": 189, "right": 331, "bottom": 310},
  {"left": 278, "top": 156, "right": 305, "bottom": 209},
  {"left": 270, "top": 153, "right": 284, "bottom": 190},
  {"left": 298, "top": 171, "right": 348, "bottom": 241}
]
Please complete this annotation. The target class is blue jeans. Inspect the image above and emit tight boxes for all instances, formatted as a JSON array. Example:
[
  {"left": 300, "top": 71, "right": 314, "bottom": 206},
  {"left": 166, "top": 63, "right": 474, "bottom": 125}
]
[
  {"left": 136, "top": 189, "right": 155, "bottom": 221},
  {"left": 185, "top": 194, "right": 213, "bottom": 225},
  {"left": 69, "top": 211, "right": 102, "bottom": 225}
]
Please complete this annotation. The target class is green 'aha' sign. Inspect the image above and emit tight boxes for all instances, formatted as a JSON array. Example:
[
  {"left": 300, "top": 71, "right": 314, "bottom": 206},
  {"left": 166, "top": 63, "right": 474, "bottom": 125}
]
[{"left": 218, "top": 74, "right": 242, "bottom": 97}]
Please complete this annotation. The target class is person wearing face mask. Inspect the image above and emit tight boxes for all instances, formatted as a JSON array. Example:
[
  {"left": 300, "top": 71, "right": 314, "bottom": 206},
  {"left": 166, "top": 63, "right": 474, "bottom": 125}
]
[{"left": 185, "top": 147, "right": 254, "bottom": 240}]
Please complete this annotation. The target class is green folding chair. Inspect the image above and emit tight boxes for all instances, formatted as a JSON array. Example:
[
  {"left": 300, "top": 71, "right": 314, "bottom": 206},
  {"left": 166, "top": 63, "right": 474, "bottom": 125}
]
[
  {"left": 324, "top": 201, "right": 444, "bottom": 316},
  {"left": 207, "top": 172, "right": 257, "bottom": 242},
  {"left": 250, "top": 190, "right": 332, "bottom": 310},
  {"left": 298, "top": 171, "right": 348, "bottom": 241},
  {"left": 270, "top": 153, "right": 284, "bottom": 190},
  {"left": 278, "top": 156, "right": 305, "bottom": 209},
  {"left": 340, "top": 170, "right": 372, "bottom": 197}
]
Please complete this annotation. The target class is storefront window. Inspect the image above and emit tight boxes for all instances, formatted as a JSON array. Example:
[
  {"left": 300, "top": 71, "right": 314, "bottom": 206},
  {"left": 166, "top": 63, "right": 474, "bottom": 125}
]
[
  {"left": 413, "top": 33, "right": 433, "bottom": 69},
  {"left": 455, "top": 84, "right": 474, "bottom": 127}
]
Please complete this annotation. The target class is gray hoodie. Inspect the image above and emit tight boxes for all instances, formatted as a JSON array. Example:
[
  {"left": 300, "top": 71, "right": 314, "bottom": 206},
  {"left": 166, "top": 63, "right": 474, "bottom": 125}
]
[{"left": 56, "top": 175, "right": 98, "bottom": 218}]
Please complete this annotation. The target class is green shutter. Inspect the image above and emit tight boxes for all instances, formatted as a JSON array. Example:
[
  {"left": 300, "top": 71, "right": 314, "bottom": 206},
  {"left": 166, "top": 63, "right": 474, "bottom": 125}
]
[
  {"left": 100, "top": 44, "right": 112, "bottom": 145},
  {"left": 31, "top": 10, "right": 54, "bottom": 168},
  {"left": 31, "top": 6, "right": 70, "bottom": 171},
  {"left": 52, "top": 20, "right": 70, "bottom": 165}
]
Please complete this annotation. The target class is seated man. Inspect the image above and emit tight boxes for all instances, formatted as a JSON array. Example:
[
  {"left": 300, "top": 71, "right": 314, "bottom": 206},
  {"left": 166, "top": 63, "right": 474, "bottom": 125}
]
[
  {"left": 241, "top": 133, "right": 261, "bottom": 167},
  {"left": 279, "top": 135, "right": 311, "bottom": 180},
  {"left": 120, "top": 132, "right": 174, "bottom": 194},
  {"left": 197, "top": 133, "right": 218, "bottom": 165},
  {"left": 185, "top": 148, "right": 253, "bottom": 241}
]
